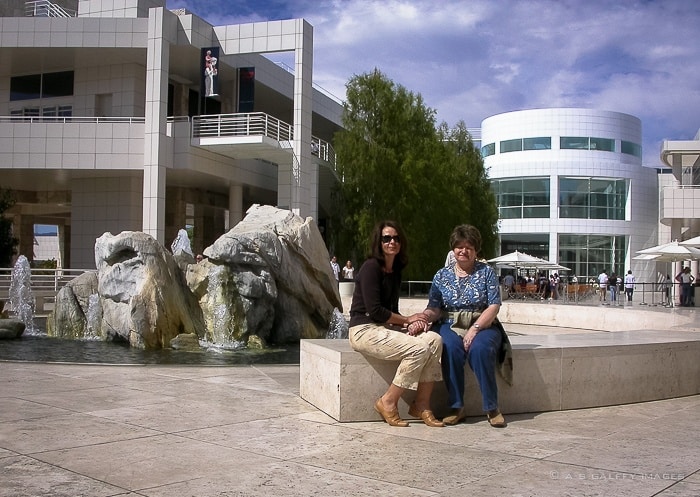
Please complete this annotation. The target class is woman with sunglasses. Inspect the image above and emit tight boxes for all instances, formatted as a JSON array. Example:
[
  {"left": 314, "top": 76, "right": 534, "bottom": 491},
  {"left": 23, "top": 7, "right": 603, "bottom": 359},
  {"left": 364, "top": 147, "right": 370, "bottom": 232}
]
[{"left": 348, "top": 220, "right": 444, "bottom": 427}]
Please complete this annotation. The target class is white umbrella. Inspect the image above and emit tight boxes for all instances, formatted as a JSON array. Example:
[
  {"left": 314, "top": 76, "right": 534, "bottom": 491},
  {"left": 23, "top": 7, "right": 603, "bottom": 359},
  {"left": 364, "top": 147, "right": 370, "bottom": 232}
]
[
  {"left": 487, "top": 250, "right": 552, "bottom": 268},
  {"left": 636, "top": 241, "right": 700, "bottom": 262},
  {"left": 679, "top": 235, "right": 700, "bottom": 248}
]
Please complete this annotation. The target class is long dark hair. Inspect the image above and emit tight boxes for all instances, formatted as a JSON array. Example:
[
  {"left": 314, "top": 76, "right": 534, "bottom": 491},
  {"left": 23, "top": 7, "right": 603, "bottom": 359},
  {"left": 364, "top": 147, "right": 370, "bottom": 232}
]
[{"left": 370, "top": 220, "right": 408, "bottom": 271}]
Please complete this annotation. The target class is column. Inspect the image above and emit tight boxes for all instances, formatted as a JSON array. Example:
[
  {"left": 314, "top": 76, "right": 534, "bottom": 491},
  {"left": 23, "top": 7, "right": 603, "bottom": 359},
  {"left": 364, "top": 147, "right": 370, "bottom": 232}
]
[{"left": 142, "top": 7, "right": 170, "bottom": 244}]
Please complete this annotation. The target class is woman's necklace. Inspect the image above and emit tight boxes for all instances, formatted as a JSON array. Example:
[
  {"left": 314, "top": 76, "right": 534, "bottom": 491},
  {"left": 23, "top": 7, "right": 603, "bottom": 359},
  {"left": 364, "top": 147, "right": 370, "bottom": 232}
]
[{"left": 454, "top": 263, "right": 473, "bottom": 278}]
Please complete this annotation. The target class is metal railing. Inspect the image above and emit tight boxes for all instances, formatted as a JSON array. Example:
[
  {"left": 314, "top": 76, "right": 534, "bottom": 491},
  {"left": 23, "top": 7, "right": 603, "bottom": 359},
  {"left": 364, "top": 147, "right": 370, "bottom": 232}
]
[
  {"left": 191, "top": 112, "right": 336, "bottom": 166},
  {"left": 192, "top": 112, "right": 292, "bottom": 142},
  {"left": 0, "top": 116, "right": 145, "bottom": 124},
  {"left": 25, "top": 0, "right": 76, "bottom": 18},
  {"left": 0, "top": 267, "right": 90, "bottom": 307}
]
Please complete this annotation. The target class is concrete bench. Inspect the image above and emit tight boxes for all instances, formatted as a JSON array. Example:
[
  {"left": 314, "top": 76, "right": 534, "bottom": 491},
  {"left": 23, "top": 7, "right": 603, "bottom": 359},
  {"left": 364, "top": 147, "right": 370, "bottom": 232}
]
[{"left": 300, "top": 330, "right": 700, "bottom": 422}]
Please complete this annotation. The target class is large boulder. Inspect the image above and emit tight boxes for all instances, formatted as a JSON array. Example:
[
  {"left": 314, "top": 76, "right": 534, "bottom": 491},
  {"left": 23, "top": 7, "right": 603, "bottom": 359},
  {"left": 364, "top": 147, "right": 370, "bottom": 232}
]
[
  {"left": 46, "top": 270, "right": 98, "bottom": 339},
  {"left": 202, "top": 204, "right": 341, "bottom": 346},
  {"left": 0, "top": 319, "right": 25, "bottom": 339},
  {"left": 93, "top": 231, "right": 205, "bottom": 348}
]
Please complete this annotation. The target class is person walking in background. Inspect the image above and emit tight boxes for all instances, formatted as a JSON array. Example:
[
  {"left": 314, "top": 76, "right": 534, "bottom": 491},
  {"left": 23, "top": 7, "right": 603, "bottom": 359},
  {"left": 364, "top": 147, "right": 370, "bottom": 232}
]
[
  {"left": 341, "top": 260, "right": 354, "bottom": 281},
  {"left": 330, "top": 256, "right": 340, "bottom": 285},
  {"left": 663, "top": 274, "right": 672, "bottom": 306},
  {"left": 676, "top": 267, "right": 695, "bottom": 306},
  {"left": 598, "top": 270, "right": 608, "bottom": 304},
  {"left": 624, "top": 270, "right": 636, "bottom": 303},
  {"left": 608, "top": 272, "right": 618, "bottom": 305},
  {"left": 348, "top": 220, "right": 444, "bottom": 428}
]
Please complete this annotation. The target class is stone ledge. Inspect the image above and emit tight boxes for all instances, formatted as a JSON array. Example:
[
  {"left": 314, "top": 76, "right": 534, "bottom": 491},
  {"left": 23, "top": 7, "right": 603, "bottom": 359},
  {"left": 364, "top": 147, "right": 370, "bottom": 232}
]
[{"left": 300, "top": 332, "right": 700, "bottom": 422}]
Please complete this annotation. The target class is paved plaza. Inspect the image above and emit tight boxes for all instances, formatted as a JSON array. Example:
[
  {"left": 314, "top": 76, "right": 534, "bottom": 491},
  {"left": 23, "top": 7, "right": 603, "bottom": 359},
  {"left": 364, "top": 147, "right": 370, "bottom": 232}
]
[{"left": 0, "top": 302, "right": 699, "bottom": 496}]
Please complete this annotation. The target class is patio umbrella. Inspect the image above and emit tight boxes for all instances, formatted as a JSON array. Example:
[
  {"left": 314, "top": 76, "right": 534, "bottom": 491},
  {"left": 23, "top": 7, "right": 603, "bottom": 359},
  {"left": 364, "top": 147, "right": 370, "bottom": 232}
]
[
  {"left": 679, "top": 235, "right": 700, "bottom": 248},
  {"left": 487, "top": 250, "right": 551, "bottom": 268},
  {"left": 636, "top": 241, "right": 700, "bottom": 261}
]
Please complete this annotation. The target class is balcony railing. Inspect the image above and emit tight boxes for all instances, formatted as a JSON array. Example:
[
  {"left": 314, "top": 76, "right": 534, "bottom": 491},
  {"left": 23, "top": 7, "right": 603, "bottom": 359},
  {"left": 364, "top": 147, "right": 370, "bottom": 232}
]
[
  {"left": 192, "top": 112, "right": 292, "bottom": 142},
  {"left": 25, "top": 0, "right": 76, "bottom": 18},
  {"left": 0, "top": 116, "right": 145, "bottom": 124},
  {"left": 192, "top": 112, "right": 336, "bottom": 166}
]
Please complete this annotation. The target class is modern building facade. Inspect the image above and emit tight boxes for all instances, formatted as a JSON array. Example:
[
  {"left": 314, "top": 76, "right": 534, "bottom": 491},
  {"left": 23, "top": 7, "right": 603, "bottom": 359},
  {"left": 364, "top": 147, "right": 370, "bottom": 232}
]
[
  {"left": 660, "top": 128, "right": 700, "bottom": 278},
  {"left": 482, "top": 108, "right": 659, "bottom": 282},
  {"left": 0, "top": 0, "right": 343, "bottom": 269}
]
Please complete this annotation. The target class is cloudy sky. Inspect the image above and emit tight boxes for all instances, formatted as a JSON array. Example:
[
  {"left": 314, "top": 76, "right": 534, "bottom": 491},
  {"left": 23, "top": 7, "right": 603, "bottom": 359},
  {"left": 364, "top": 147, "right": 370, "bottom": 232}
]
[{"left": 168, "top": 0, "right": 700, "bottom": 167}]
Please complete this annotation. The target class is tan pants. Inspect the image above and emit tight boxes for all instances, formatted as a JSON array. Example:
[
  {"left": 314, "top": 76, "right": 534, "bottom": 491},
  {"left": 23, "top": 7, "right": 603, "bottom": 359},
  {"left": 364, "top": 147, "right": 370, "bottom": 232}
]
[{"left": 349, "top": 324, "right": 443, "bottom": 390}]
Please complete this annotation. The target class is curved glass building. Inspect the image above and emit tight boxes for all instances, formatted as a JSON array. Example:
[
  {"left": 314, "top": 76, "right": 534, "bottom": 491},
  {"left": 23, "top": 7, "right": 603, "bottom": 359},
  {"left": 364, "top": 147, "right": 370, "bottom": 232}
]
[{"left": 481, "top": 108, "right": 658, "bottom": 282}]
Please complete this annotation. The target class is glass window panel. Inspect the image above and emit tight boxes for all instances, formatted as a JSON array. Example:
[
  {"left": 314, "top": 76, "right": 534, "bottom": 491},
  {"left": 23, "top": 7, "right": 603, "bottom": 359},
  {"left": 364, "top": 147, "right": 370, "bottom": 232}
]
[
  {"left": 500, "top": 138, "right": 522, "bottom": 153},
  {"left": 560, "top": 136, "right": 589, "bottom": 149},
  {"left": 481, "top": 142, "right": 495, "bottom": 157},
  {"left": 589, "top": 137, "right": 615, "bottom": 152},
  {"left": 42, "top": 71, "right": 74, "bottom": 98},
  {"left": 523, "top": 137, "right": 551, "bottom": 150},
  {"left": 10, "top": 74, "right": 41, "bottom": 100},
  {"left": 500, "top": 193, "right": 522, "bottom": 207},
  {"left": 621, "top": 140, "right": 642, "bottom": 157},
  {"left": 57, "top": 105, "right": 73, "bottom": 116},
  {"left": 499, "top": 207, "right": 521, "bottom": 219},
  {"left": 523, "top": 206, "right": 549, "bottom": 218}
]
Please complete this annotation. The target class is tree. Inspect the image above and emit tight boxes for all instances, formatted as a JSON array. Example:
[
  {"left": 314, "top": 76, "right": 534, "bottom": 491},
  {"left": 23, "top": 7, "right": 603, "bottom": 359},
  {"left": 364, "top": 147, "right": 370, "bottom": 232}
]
[
  {"left": 0, "top": 188, "right": 19, "bottom": 267},
  {"left": 330, "top": 70, "right": 499, "bottom": 280}
]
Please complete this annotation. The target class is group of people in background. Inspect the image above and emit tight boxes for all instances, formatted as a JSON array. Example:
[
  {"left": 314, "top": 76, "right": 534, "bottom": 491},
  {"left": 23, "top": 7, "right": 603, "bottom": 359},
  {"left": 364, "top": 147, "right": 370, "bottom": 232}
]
[
  {"left": 597, "top": 269, "right": 637, "bottom": 304},
  {"left": 330, "top": 256, "right": 355, "bottom": 284}
]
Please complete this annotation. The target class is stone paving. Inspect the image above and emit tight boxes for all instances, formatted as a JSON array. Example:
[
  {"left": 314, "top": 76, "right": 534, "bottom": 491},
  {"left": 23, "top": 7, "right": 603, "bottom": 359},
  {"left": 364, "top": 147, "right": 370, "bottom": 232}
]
[{"left": 0, "top": 301, "right": 699, "bottom": 496}]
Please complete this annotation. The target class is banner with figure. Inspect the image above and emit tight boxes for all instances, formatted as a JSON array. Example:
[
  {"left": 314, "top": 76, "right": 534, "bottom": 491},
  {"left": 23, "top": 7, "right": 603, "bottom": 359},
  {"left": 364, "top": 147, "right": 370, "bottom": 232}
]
[{"left": 201, "top": 47, "right": 219, "bottom": 97}]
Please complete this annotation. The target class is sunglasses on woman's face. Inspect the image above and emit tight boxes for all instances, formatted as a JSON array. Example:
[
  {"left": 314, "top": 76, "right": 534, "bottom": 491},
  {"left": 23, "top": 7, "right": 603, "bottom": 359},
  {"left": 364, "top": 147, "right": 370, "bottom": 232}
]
[{"left": 381, "top": 235, "right": 401, "bottom": 244}]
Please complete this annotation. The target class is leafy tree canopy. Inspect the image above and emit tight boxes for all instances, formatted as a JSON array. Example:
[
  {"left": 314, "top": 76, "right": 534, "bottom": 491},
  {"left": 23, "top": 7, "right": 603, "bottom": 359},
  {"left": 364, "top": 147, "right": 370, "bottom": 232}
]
[{"left": 330, "top": 69, "right": 498, "bottom": 280}]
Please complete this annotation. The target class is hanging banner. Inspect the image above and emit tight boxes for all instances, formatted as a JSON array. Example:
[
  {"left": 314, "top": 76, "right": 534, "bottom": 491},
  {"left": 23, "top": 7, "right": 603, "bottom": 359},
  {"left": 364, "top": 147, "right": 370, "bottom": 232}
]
[
  {"left": 238, "top": 67, "right": 255, "bottom": 112},
  {"left": 201, "top": 47, "right": 219, "bottom": 97}
]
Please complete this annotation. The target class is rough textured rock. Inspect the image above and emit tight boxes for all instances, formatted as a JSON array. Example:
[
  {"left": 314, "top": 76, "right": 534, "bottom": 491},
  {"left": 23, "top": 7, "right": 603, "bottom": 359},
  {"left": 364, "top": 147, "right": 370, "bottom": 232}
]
[
  {"left": 48, "top": 206, "right": 339, "bottom": 349},
  {"left": 46, "top": 271, "right": 98, "bottom": 339},
  {"left": 0, "top": 319, "right": 25, "bottom": 339},
  {"left": 94, "top": 231, "right": 205, "bottom": 348},
  {"left": 203, "top": 204, "right": 341, "bottom": 345}
]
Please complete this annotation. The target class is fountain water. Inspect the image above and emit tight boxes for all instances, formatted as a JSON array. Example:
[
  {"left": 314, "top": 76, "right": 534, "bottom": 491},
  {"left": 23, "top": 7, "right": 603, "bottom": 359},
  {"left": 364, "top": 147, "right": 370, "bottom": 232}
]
[{"left": 8, "top": 255, "right": 39, "bottom": 334}]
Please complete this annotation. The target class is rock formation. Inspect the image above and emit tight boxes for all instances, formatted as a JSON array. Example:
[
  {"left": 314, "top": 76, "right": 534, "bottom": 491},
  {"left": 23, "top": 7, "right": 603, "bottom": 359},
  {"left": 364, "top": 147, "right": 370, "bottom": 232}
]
[{"left": 48, "top": 205, "right": 341, "bottom": 350}]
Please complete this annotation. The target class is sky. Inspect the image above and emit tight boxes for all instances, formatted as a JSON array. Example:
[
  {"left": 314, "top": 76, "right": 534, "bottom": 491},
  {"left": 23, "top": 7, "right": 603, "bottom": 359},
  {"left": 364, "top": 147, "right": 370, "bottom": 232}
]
[{"left": 168, "top": 0, "right": 700, "bottom": 167}]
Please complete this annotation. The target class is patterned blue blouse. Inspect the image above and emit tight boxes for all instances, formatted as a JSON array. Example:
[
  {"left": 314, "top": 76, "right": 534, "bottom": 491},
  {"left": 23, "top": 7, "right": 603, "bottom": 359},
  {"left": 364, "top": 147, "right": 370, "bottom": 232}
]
[{"left": 427, "top": 260, "right": 501, "bottom": 312}]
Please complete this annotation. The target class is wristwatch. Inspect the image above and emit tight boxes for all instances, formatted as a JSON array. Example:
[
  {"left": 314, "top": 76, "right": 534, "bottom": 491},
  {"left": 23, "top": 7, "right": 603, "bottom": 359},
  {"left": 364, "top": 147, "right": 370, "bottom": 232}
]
[{"left": 473, "top": 323, "right": 481, "bottom": 330}]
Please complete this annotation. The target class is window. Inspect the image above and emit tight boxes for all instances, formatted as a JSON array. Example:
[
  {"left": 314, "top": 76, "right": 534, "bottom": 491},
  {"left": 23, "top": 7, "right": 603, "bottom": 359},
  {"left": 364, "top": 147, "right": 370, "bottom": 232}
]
[
  {"left": 559, "top": 234, "right": 626, "bottom": 282},
  {"left": 589, "top": 137, "right": 615, "bottom": 152},
  {"left": 523, "top": 137, "right": 551, "bottom": 150},
  {"left": 559, "top": 177, "right": 627, "bottom": 220},
  {"left": 10, "top": 71, "right": 74, "bottom": 101},
  {"left": 560, "top": 137, "right": 589, "bottom": 149},
  {"left": 481, "top": 142, "right": 495, "bottom": 157},
  {"left": 561, "top": 136, "right": 615, "bottom": 152},
  {"left": 500, "top": 138, "right": 522, "bottom": 153},
  {"left": 10, "top": 74, "right": 41, "bottom": 100},
  {"left": 492, "top": 177, "right": 550, "bottom": 219},
  {"left": 621, "top": 140, "right": 642, "bottom": 158}
]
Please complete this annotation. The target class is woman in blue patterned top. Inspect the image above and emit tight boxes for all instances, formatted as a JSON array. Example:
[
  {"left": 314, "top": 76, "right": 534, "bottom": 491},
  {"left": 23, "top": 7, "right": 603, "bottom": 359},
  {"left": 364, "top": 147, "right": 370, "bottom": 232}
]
[{"left": 420, "top": 224, "right": 510, "bottom": 428}]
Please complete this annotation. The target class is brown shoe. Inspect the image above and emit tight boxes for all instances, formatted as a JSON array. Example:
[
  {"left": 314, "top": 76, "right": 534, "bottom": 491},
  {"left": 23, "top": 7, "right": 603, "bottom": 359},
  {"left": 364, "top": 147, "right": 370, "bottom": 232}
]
[
  {"left": 442, "top": 408, "right": 466, "bottom": 426},
  {"left": 408, "top": 405, "right": 445, "bottom": 427},
  {"left": 374, "top": 398, "right": 408, "bottom": 427},
  {"left": 487, "top": 409, "right": 507, "bottom": 428}
]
